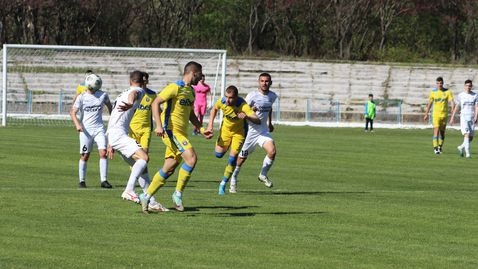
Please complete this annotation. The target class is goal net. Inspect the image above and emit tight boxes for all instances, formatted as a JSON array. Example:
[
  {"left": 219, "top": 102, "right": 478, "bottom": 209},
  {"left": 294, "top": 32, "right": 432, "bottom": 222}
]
[{"left": 0, "top": 44, "right": 227, "bottom": 126}]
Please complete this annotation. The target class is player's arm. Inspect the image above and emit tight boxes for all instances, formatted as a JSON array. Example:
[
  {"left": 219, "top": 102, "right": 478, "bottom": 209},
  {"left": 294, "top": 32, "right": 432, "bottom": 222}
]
[
  {"left": 238, "top": 104, "right": 261, "bottom": 124},
  {"left": 104, "top": 95, "right": 113, "bottom": 114},
  {"left": 424, "top": 100, "right": 433, "bottom": 121},
  {"left": 474, "top": 103, "right": 478, "bottom": 124},
  {"left": 107, "top": 144, "right": 114, "bottom": 159},
  {"left": 118, "top": 90, "right": 139, "bottom": 111},
  {"left": 69, "top": 105, "right": 83, "bottom": 132},
  {"left": 206, "top": 105, "right": 218, "bottom": 133},
  {"left": 449, "top": 103, "right": 459, "bottom": 125},
  {"left": 268, "top": 108, "right": 274, "bottom": 132},
  {"left": 151, "top": 95, "right": 165, "bottom": 137}
]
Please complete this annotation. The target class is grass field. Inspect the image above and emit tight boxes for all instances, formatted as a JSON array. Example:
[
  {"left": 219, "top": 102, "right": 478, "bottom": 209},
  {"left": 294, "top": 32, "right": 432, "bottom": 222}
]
[{"left": 0, "top": 125, "right": 477, "bottom": 268}]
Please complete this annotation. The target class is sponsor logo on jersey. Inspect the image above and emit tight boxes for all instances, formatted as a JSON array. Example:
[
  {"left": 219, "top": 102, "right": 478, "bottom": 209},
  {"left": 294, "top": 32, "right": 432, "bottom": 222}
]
[
  {"left": 179, "top": 99, "right": 193, "bottom": 106},
  {"left": 182, "top": 141, "right": 188, "bottom": 146},
  {"left": 146, "top": 97, "right": 150, "bottom": 102},
  {"left": 137, "top": 104, "right": 151, "bottom": 110},
  {"left": 84, "top": 105, "right": 102, "bottom": 112}
]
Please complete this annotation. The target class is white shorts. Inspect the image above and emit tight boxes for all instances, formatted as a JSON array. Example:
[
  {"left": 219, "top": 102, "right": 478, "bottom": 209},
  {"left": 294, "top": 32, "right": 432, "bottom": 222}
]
[
  {"left": 108, "top": 133, "right": 141, "bottom": 158},
  {"left": 79, "top": 129, "right": 106, "bottom": 154},
  {"left": 239, "top": 133, "right": 274, "bottom": 158},
  {"left": 460, "top": 119, "right": 475, "bottom": 136}
]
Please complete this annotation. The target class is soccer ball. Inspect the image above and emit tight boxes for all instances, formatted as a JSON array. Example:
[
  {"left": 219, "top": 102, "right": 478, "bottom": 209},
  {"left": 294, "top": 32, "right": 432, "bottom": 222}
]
[{"left": 85, "top": 74, "right": 102, "bottom": 91}]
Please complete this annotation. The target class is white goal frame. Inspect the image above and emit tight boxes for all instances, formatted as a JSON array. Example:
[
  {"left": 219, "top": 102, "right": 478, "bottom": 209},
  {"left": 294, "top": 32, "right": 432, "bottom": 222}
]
[{"left": 1, "top": 44, "right": 227, "bottom": 126}]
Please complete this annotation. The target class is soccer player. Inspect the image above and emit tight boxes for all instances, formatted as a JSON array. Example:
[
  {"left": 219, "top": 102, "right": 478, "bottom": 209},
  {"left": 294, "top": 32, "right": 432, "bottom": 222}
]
[
  {"left": 69, "top": 73, "right": 113, "bottom": 188},
  {"left": 192, "top": 74, "right": 211, "bottom": 135},
  {"left": 126, "top": 72, "right": 168, "bottom": 212},
  {"left": 106, "top": 70, "right": 149, "bottom": 203},
  {"left": 230, "top": 73, "right": 278, "bottom": 192},
  {"left": 424, "top": 77, "right": 455, "bottom": 154},
  {"left": 205, "top": 85, "right": 260, "bottom": 195},
  {"left": 450, "top": 80, "right": 478, "bottom": 158},
  {"left": 364, "top": 93, "right": 376, "bottom": 132},
  {"left": 139, "top": 61, "right": 213, "bottom": 214}
]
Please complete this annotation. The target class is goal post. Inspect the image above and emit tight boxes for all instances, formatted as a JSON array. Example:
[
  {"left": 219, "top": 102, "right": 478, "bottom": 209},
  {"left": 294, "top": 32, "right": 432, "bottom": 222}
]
[{"left": 0, "top": 44, "right": 227, "bottom": 126}]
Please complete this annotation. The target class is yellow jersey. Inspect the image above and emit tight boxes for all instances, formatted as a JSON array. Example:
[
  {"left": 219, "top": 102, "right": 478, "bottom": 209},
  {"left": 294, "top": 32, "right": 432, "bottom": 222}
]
[
  {"left": 130, "top": 88, "right": 157, "bottom": 130},
  {"left": 76, "top": 83, "right": 87, "bottom": 95},
  {"left": 215, "top": 97, "right": 254, "bottom": 135},
  {"left": 429, "top": 88, "right": 454, "bottom": 117},
  {"left": 159, "top": 81, "right": 195, "bottom": 136}
]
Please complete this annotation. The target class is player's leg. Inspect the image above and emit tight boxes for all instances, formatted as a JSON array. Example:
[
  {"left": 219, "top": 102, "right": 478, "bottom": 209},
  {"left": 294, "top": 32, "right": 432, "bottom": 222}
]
[
  {"left": 365, "top": 117, "right": 369, "bottom": 131},
  {"left": 438, "top": 121, "right": 446, "bottom": 152},
  {"left": 370, "top": 119, "right": 374, "bottom": 132},
  {"left": 432, "top": 126, "right": 440, "bottom": 154},
  {"left": 95, "top": 132, "right": 112, "bottom": 188},
  {"left": 230, "top": 135, "right": 257, "bottom": 192},
  {"left": 78, "top": 131, "right": 93, "bottom": 187},
  {"left": 258, "top": 136, "right": 276, "bottom": 188},
  {"left": 218, "top": 134, "right": 242, "bottom": 195}
]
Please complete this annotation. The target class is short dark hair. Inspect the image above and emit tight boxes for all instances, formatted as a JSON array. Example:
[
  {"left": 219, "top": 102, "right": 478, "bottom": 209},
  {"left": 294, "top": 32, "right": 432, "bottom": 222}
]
[
  {"left": 225, "top": 85, "right": 238, "bottom": 96},
  {"left": 259, "top": 72, "right": 272, "bottom": 80},
  {"left": 142, "top": 72, "right": 149, "bottom": 81},
  {"left": 465, "top": 79, "right": 472, "bottom": 84},
  {"left": 436, "top": 77, "right": 444, "bottom": 83},
  {"left": 184, "top": 61, "right": 202, "bottom": 74},
  {"left": 368, "top": 94, "right": 373, "bottom": 98},
  {"left": 130, "top": 70, "right": 144, "bottom": 83},
  {"left": 85, "top": 69, "right": 93, "bottom": 74}
]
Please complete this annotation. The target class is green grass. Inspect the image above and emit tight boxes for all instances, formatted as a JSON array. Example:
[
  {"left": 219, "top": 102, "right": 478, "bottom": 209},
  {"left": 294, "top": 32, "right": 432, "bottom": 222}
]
[{"left": 0, "top": 125, "right": 477, "bottom": 268}]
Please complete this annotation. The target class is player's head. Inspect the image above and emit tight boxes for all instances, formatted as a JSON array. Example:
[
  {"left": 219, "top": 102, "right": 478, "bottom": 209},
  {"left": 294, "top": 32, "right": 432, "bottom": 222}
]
[
  {"left": 224, "top": 85, "right": 239, "bottom": 105},
  {"left": 465, "top": 79, "right": 472, "bottom": 92},
  {"left": 85, "top": 73, "right": 102, "bottom": 92},
  {"left": 183, "top": 61, "right": 203, "bottom": 86},
  {"left": 258, "top": 73, "right": 272, "bottom": 92},
  {"left": 200, "top": 74, "right": 205, "bottom": 82},
  {"left": 130, "top": 70, "right": 144, "bottom": 87},
  {"left": 436, "top": 77, "right": 444, "bottom": 89},
  {"left": 142, "top": 72, "right": 149, "bottom": 88},
  {"left": 368, "top": 93, "right": 373, "bottom": 100}
]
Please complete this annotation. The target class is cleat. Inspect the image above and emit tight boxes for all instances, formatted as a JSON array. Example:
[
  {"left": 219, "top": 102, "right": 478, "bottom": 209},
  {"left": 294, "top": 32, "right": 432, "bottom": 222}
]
[
  {"left": 139, "top": 193, "right": 149, "bottom": 214},
  {"left": 218, "top": 184, "right": 226, "bottom": 196},
  {"left": 100, "top": 181, "right": 112, "bottom": 189},
  {"left": 171, "top": 192, "right": 184, "bottom": 212},
  {"left": 258, "top": 175, "right": 273, "bottom": 188},
  {"left": 458, "top": 146, "right": 464, "bottom": 157},
  {"left": 148, "top": 201, "right": 170, "bottom": 212},
  {"left": 466, "top": 154, "right": 471, "bottom": 159},
  {"left": 121, "top": 190, "right": 140, "bottom": 204},
  {"left": 79, "top": 181, "right": 87, "bottom": 188},
  {"left": 229, "top": 184, "right": 237, "bottom": 193}
]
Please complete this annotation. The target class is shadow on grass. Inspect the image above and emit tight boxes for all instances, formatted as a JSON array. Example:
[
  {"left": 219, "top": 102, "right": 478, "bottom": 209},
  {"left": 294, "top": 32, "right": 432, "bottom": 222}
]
[
  {"left": 242, "top": 190, "right": 369, "bottom": 196},
  {"left": 187, "top": 211, "right": 326, "bottom": 217},
  {"left": 185, "top": 205, "right": 259, "bottom": 211}
]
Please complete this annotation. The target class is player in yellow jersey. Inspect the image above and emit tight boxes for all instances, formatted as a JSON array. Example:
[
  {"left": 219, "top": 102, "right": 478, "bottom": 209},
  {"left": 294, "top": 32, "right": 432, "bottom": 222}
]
[
  {"left": 206, "top": 85, "right": 260, "bottom": 195},
  {"left": 127, "top": 72, "right": 168, "bottom": 212},
  {"left": 139, "top": 61, "right": 213, "bottom": 214},
  {"left": 424, "top": 76, "right": 455, "bottom": 154}
]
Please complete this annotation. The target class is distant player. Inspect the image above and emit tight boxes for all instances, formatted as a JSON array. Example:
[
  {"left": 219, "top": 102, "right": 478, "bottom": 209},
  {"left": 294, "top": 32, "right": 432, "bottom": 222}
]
[
  {"left": 69, "top": 73, "right": 113, "bottom": 188},
  {"left": 127, "top": 72, "right": 168, "bottom": 212},
  {"left": 139, "top": 61, "right": 213, "bottom": 214},
  {"left": 424, "top": 77, "right": 454, "bottom": 154},
  {"left": 230, "top": 73, "right": 277, "bottom": 192},
  {"left": 450, "top": 80, "right": 478, "bottom": 158},
  {"left": 74, "top": 70, "right": 93, "bottom": 101},
  {"left": 205, "top": 85, "right": 260, "bottom": 195},
  {"left": 106, "top": 71, "right": 149, "bottom": 203},
  {"left": 192, "top": 74, "right": 211, "bottom": 135},
  {"left": 364, "top": 93, "right": 376, "bottom": 132}
]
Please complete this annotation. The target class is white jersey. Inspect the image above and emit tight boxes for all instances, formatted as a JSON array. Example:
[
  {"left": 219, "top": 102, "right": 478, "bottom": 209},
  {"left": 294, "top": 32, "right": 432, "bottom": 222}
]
[
  {"left": 245, "top": 90, "right": 277, "bottom": 135},
  {"left": 107, "top": 86, "right": 144, "bottom": 136},
  {"left": 455, "top": 91, "right": 478, "bottom": 121},
  {"left": 73, "top": 90, "right": 110, "bottom": 132}
]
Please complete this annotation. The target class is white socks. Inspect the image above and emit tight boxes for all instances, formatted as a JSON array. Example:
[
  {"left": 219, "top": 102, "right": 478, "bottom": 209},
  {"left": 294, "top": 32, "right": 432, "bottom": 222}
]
[
  {"left": 464, "top": 137, "right": 470, "bottom": 156},
  {"left": 138, "top": 172, "right": 151, "bottom": 193},
  {"left": 99, "top": 158, "right": 108, "bottom": 182},
  {"left": 260, "top": 156, "right": 274, "bottom": 177},
  {"left": 125, "top": 159, "right": 147, "bottom": 192},
  {"left": 231, "top": 166, "right": 241, "bottom": 185},
  {"left": 79, "top": 159, "right": 87, "bottom": 182}
]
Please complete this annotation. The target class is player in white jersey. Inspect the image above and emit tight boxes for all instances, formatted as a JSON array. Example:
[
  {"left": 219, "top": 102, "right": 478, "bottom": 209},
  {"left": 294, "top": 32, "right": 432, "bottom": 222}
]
[
  {"left": 70, "top": 73, "right": 113, "bottom": 188},
  {"left": 450, "top": 80, "right": 478, "bottom": 158},
  {"left": 230, "top": 73, "right": 277, "bottom": 192}
]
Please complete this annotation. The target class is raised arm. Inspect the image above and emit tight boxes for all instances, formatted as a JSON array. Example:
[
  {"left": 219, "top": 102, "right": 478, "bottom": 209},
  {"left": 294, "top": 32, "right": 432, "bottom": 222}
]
[{"left": 118, "top": 90, "right": 139, "bottom": 111}]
